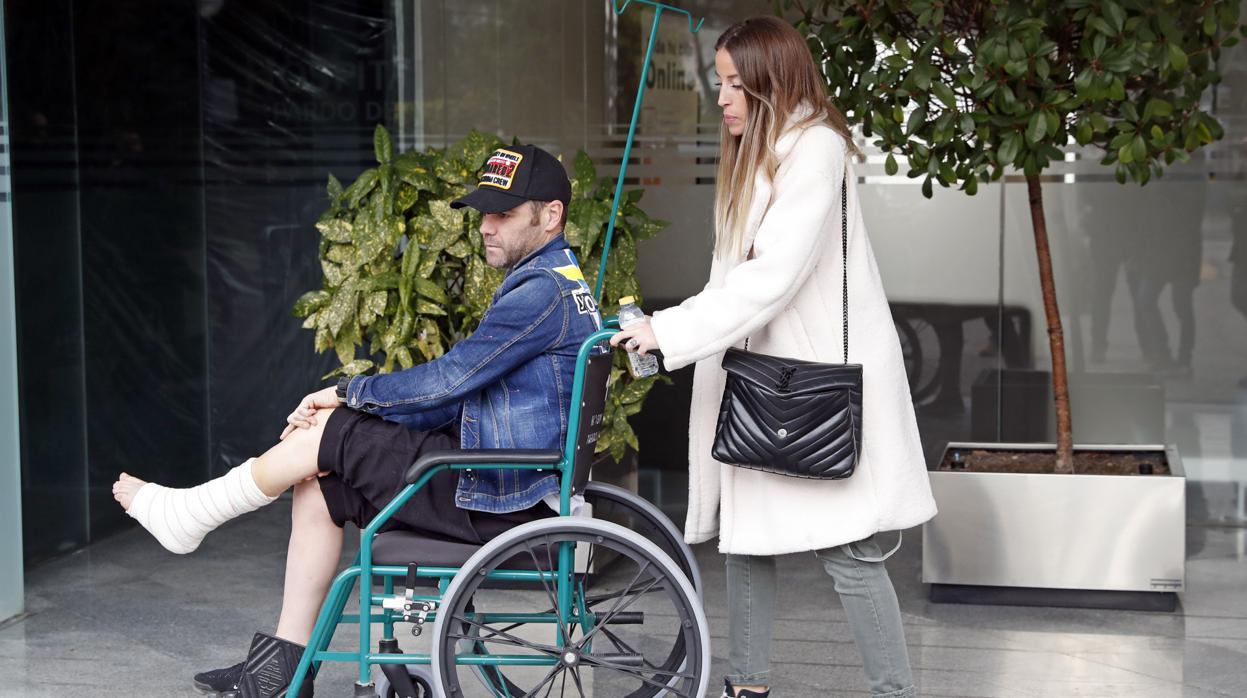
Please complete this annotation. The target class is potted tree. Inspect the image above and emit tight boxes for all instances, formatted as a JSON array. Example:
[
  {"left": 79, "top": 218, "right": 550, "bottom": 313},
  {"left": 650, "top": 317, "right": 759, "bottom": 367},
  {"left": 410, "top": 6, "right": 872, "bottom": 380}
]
[
  {"left": 293, "top": 127, "right": 668, "bottom": 477},
  {"left": 784, "top": 0, "right": 1244, "bottom": 608}
]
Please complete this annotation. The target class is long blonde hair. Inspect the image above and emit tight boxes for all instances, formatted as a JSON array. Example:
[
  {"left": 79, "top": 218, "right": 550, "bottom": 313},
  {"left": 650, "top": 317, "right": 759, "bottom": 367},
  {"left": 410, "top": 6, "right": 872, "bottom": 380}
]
[{"left": 713, "top": 16, "right": 860, "bottom": 260}]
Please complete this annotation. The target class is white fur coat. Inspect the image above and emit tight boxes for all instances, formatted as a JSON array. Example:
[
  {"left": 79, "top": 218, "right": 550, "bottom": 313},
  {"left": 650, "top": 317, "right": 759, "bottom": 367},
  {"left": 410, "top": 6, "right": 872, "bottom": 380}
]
[{"left": 649, "top": 120, "right": 937, "bottom": 555}]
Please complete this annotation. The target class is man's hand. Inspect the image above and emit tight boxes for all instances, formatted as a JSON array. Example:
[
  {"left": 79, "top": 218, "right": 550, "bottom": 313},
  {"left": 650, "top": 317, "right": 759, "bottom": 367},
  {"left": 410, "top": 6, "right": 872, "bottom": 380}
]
[{"left": 280, "top": 385, "right": 341, "bottom": 439}]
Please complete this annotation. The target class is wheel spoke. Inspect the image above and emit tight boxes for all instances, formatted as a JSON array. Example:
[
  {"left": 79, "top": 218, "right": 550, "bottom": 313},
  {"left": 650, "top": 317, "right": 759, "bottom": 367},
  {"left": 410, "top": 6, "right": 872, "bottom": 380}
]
[
  {"left": 580, "top": 656, "right": 695, "bottom": 696},
  {"left": 518, "top": 663, "right": 562, "bottom": 698},
  {"left": 577, "top": 569, "right": 663, "bottom": 648},
  {"left": 581, "top": 583, "right": 670, "bottom": 608},
  {"left": 576, "top": 558, "right": 649, "bottom": 643},
  {"left": 569, "top": 665, "right": 587, "bottom": 697},
  {"left": 584, "top": 653, "right": 696, "bottom": 681},
  {"left": 599, "top": 626, "right": 660, "bottom": 672},
  {"left": 450, "top": 613, "right": 559, "bottom": 654},
  {"left": 526, "top": 537, "right": 563, "bottom": 629}
]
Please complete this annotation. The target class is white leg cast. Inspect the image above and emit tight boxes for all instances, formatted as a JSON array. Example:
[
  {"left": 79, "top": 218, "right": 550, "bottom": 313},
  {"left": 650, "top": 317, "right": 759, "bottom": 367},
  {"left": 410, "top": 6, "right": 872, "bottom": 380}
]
[{"left": 126, "top": 459, "right": 277, "bottom": 554}]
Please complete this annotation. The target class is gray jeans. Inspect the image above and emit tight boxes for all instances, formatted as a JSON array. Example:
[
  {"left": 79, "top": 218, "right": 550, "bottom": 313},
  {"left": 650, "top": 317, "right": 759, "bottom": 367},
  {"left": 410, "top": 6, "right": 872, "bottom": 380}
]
[{"left": 725, "top": 534, "right": 916, "bottom": 697}]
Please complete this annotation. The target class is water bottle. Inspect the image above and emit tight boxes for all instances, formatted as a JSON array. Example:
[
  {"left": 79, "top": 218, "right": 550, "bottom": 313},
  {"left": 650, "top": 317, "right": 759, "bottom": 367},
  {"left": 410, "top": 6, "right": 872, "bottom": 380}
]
[{"left": 618, "top": 296, "right": 659, "bottom": 378}]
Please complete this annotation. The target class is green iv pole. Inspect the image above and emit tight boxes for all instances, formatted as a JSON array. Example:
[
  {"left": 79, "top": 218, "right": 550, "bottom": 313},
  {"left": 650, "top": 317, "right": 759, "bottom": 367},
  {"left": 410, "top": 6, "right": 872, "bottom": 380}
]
[{"left": 593, "top": 0, "right": 704, "bottom": 302}]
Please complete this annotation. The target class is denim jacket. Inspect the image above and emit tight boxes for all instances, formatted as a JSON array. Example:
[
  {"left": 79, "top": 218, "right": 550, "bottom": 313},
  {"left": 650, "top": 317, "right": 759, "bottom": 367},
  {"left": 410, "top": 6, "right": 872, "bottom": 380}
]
[{"left": 342, "top": 235, "right": 604, "bottom": 513}]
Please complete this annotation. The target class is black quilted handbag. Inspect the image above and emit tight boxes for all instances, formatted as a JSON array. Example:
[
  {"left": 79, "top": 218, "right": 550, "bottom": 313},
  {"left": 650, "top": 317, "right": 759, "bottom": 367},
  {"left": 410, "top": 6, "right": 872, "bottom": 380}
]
[{"left": 711, "top": 174, "right": 861, "bottom": 479}]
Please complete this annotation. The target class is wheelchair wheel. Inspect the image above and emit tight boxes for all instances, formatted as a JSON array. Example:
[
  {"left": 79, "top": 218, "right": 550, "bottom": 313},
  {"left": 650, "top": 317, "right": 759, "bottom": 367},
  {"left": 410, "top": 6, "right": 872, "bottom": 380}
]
[
  {"left": 431, "top": 517, "right": 709, "bottom": 698},
  {"left": 582, "top": 481, "right": 702, "bottom": 595}
]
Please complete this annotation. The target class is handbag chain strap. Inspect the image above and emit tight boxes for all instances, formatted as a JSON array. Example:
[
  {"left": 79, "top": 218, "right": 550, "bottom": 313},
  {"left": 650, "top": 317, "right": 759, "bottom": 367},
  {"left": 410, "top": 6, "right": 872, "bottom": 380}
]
[
  {"left": 745, "top": 166, "right": 850, "bottom": 361},
  {"left": 841, "top": 170, "right": 848, "bottom": 362}
]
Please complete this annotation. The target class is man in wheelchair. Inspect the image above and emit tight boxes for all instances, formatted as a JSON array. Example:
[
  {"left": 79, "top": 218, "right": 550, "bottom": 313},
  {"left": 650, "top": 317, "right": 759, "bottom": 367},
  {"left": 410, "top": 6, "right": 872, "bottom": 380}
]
[{"left": 110, "top": 144, "right": 604, "bottom": 696}]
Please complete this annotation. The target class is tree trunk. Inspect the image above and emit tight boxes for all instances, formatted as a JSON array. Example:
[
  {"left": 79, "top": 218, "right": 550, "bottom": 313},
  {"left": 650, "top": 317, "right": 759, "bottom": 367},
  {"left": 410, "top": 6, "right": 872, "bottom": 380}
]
[{"left": 1025, "top": 174, "right": 1075, "bottom": 474}]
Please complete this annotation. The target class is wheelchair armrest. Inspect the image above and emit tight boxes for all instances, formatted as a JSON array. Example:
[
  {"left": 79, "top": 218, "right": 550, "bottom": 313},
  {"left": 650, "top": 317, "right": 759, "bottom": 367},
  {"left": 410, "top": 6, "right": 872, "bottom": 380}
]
[{"left": 404, "top": 448, "right": 564, "bottom": 485}]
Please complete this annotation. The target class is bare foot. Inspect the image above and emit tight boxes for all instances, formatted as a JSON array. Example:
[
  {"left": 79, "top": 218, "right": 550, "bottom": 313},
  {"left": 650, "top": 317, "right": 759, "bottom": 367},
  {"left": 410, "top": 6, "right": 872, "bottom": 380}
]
[{"left": 112, "top": 472, "right": 148, "bottom": 511}]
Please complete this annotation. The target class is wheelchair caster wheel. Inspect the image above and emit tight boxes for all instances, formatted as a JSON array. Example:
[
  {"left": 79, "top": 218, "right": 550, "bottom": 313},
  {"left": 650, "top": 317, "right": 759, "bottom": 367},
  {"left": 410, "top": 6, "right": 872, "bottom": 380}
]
[{"left": 372, "top": 665, "right": 432, "bottom": 698}]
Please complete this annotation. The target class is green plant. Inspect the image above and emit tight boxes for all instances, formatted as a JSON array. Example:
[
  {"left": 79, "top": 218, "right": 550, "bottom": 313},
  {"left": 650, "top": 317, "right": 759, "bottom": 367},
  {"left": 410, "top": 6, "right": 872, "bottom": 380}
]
[
  {"left": 783, "top": 0, "right": 1244, "bottom": 472},
  {"left": 294, "top": 126, "right": 669, "bottom": 461}
]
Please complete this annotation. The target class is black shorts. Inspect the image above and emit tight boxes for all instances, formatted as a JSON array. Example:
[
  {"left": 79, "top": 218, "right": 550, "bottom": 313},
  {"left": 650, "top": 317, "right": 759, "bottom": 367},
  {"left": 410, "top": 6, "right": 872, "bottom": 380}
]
[{"left": 315, "top": 408, "right": 554, "bottom": 545}]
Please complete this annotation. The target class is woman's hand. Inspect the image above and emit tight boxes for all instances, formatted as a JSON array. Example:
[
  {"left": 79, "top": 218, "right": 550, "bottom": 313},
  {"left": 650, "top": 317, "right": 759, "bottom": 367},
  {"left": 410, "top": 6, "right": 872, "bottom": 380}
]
[
  {"left": 280, "top": 385, "right": 341, "bottom": 439},
  {"left": 610, "top": 317, "right": 659, "bottom": 356}
]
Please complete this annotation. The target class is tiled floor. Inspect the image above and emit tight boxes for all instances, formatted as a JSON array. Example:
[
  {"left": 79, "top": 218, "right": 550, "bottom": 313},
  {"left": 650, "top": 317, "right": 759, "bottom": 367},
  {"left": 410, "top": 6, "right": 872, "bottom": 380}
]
[{"left": 2, "top": 497, "right": 1245, "bottom": 697}]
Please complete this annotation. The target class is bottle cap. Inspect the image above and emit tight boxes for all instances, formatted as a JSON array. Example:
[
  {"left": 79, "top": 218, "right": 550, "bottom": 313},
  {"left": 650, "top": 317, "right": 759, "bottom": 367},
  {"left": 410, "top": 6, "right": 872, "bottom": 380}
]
[{"left": 618, "top": 296, "right": 636, "bottom": 305}]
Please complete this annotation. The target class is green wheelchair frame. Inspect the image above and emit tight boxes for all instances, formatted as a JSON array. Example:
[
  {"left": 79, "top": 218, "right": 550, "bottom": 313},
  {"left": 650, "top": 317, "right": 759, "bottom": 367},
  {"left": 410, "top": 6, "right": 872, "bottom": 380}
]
[{"left": 286, "top": 327, "right": 710, "bottom": 697}]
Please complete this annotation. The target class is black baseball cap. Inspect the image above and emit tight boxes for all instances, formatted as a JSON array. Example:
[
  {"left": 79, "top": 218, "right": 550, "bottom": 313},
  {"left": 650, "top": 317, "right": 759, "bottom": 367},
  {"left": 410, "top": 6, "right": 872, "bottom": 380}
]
[{"left": 451, "top": 144, "right": 572, "bottom": 214}]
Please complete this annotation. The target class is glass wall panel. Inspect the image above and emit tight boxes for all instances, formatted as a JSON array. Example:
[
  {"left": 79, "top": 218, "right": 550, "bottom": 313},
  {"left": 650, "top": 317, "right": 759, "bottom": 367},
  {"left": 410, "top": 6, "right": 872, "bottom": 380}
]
[
  {"left": 199, "top": 0, "right": 389, "bottom": 472},
  {"left": 10, "top": 0, "right": 405, "bottom": 563},
  {"left": 9, "top": 0, "right": 89, "bottom": 562},
  {"left": 75, "top": 2, "right": 209, "bottom": 536},
  {"left": 0, "top": 0, "right": 26, "bottom": 620}
]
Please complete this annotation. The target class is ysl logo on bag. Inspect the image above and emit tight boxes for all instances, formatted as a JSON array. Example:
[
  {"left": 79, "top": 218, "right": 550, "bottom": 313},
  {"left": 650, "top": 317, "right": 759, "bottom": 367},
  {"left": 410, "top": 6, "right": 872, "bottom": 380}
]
[{"left": 776, "top": 367, "right": 797, "bottom": 393}]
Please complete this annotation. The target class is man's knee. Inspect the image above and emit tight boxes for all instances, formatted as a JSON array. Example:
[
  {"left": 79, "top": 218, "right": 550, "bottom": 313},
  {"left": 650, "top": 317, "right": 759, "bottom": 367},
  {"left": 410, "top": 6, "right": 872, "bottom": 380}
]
[
  {"left": 292, "top": 479, "right": 335, "bottom": 527},
  {"left": 287, "top": 407, "right": 336, "bottom": 448}
]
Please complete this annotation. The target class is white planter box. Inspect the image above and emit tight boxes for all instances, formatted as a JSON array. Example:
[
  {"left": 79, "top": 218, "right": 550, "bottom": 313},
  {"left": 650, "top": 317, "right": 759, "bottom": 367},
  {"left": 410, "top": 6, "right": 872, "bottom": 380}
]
[{"left": 922, "top": 443, "right": 1185, "bottom": 597}]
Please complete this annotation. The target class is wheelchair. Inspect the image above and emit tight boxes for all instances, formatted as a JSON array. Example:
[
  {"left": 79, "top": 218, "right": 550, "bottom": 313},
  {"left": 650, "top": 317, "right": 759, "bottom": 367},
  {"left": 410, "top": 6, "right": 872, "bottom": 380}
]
[{"left": 286, "top": 328, "right": 710, "bottom": 697}]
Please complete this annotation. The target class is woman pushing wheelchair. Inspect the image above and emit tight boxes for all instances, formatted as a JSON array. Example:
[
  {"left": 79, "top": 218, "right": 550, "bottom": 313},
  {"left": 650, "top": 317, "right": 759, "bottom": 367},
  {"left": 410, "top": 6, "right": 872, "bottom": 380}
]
[{"left": 613, "top": 16, "right": 936, "bottom": 698}]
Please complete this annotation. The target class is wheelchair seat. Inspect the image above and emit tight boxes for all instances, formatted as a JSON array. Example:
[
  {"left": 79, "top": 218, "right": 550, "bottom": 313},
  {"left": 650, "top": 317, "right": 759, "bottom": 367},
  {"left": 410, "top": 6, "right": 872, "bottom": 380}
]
[
  {"left": 372, "top": 530, "right": 550, "bottom": 571},
  {"left": 372, "top": 531, "right": 492, "bottom": 569}
]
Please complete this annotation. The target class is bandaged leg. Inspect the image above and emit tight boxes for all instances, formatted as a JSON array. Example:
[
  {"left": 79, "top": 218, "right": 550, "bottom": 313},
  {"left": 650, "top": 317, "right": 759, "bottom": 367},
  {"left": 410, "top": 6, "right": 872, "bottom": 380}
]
[{"left": 121, "top": 459, "right": 277, "bottom": 554}]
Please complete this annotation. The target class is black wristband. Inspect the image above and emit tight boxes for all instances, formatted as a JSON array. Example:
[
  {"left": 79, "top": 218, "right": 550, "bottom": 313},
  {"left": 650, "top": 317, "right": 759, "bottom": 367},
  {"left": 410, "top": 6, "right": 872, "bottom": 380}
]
[{"left": 335, "top": 376, "right": 351, "bottom": 403}]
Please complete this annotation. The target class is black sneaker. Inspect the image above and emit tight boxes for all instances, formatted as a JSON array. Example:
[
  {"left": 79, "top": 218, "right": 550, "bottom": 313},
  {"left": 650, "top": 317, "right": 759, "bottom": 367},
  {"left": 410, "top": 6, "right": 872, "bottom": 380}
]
[
  {"left": 193, "top": 661, "right": 244, "bottom": 697},
  {"left": 723, "top": 678, "right": 771, "bottom": 697}
]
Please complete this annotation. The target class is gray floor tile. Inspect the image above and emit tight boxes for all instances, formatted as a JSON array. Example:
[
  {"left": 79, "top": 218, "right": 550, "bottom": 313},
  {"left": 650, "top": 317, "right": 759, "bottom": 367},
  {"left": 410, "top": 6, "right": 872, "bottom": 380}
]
[{"left": 5, "top": 496, "right": 1247, "bottom": 696}]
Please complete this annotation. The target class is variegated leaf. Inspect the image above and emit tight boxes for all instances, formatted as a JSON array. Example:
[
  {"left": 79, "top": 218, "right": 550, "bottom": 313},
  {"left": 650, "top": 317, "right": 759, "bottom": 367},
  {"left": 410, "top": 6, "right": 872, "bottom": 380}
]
[
  {"left": 292, "top": 289, "right": 331, "bottom": 316},
  {"left": 395, "top": 184, "right": 419, "bottom": 212},
  {"left": 415, "top": 277, "right": 448, "bottom": 305},
  {"left": 334, "top": 320, "right": 361, "bottom": 365},
  {"left": 364, "top": 290, "right": 387, "bottom": 318},
  {"left": 383, "top": 216, "right": 405, "bottom": 247},
  {"left": 345, "top": 168, "right": 378, "bottom": 209},
  {"left": 326, "top": 244, "right": 356, "bottom": 266},
  {"left": 365, "top": 272, "right": 400, "bottom": 291},
  {"left": 374, "top": 125, "right": 393, "bottom": 165},
  {"left": 315, "top": 218, "right": 353, "bottom": 243},
  {"left": 325, "top": 284, "right": 357, "bottom": 335},
  {"left": 342, "top": 359, "right": 375, "bottom": 376},
  {"left": 314, "top": 325, "right": 333, "bottom": 352},
  {"left": 395, "top": 346, "right": 414, "bottom": 370},
  {"left": 321, "top": 259, "right": 346, "bottom": 287},
  {"left": 416, "top": 250, "right": 439, "bottom": 277},
  {"left": 563, "top": 220, "right": 584, "bottom": 248},
  {"left": 326, "top": 173, "right": 344, "bottom": 202},
  {"left": 416, "top": 299, "right": 447, "bottom": 316}
]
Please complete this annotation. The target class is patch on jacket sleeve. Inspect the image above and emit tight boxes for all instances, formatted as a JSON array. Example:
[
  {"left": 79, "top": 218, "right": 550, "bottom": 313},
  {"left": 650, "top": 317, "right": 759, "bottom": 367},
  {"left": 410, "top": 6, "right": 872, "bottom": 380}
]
[
  {"left": 572, "top": 289, "right": 598, "bottom": 315},
  {"left": 552, "top": 264, "right": 585, "bottom": 282}
]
